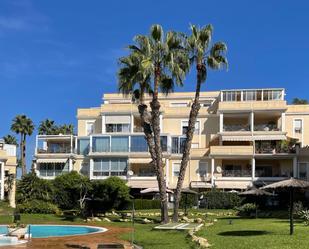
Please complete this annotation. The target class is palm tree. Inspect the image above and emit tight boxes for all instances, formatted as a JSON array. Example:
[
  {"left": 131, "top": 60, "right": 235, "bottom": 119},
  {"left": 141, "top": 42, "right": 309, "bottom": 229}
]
[
  {"left": 118, "top": 24, "right": 189, "bottom": 223},
  {"left": 292, "top": 98, "right": 308, "bottom": 105},
  {"left": 11, "top": 115, "right": 35, "bottom": 176},
  {"left": 173, "top": 24, "right": 228, "bottom": 221},
  {"left": 57, "top": 124, "right": 74, "bottom": 135},
  {"left": 3, "top": 135, "right": 18, "bottom": 146},
  {"left": 38, "top": 119, "right": 56, "bottom": 135}
]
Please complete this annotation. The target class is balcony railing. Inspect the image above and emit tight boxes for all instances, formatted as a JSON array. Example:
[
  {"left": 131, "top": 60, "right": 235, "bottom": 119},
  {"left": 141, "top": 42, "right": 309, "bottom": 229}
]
[
  {"left": 254, "top": 124, "right": 279, "bottom": 132},
  {"left": 223, "top": 124, "right": 250, "bottom": 132},
  {"left": 222, "top": 170, "right": 251, "bottom": 177},
  {"left": 37, "top": 146, "right": 72, "bottom": 154},
  {"left": 255, "top": 170, "right": 292, "bottom": 178}
]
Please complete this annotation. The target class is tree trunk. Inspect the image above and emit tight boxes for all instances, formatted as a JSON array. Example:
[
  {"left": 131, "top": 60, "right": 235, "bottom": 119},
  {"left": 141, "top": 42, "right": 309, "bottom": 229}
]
[
  {"left": 149, "top": 67, "right": 169, "bottom": 224},
  {"left": 289, "top": 188, "right": 294, "bottom": 235},
  {"left": 173, "top": 66, "right": 203, "bottom": 222},
  {"left": 22, "top": 134, "right": 27, "bottom": 176}
]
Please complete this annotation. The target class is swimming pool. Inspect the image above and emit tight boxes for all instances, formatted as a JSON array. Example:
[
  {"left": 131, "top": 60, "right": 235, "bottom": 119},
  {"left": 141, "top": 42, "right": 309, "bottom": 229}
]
[{"left": 27, "top": 225, "right": 106, "bottom": 238}]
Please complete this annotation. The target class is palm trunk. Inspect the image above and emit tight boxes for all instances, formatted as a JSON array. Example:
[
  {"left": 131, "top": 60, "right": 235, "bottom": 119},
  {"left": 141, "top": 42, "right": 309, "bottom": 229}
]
[
  {"left": 19, "top": 134, "right": 24, "bottom": 177},
  {"left": 173, "top": 65, "right": 203, "bottom": 222},
  {"left": 22, "top": 134, "right": 27, "bottom": 176},
  {"left": 149, "top": 67, "right": 169, "bottom": 224}
]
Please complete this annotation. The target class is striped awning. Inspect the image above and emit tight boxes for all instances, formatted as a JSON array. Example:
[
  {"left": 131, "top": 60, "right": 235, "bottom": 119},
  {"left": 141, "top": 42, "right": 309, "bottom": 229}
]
[
  {"left": 254, "top": 135, "right": 286, "bottom": 141},
  {"left": 129, "top": 158, "right": 152, "bottom": 164},
  {"left": 36, "top": 158, "right": 68, "bottom": 163},
  {"left": 222, "top": 135, "right": 286, "bottom": 141},
  {"left": 222, "top": 136, "right": 253, "bottom": 141}
]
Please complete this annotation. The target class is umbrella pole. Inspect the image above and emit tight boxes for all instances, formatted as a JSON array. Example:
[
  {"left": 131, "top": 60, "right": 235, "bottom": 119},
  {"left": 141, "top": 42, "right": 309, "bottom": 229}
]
[
  {"left": 185, "top": 194, "right": 188, "bottom": 216},
  {"left": 289, "top": 188, "right": 294, "bottom": 235},
  {"left": 255, "top": 198, "right": 257, "bottom": 219}
]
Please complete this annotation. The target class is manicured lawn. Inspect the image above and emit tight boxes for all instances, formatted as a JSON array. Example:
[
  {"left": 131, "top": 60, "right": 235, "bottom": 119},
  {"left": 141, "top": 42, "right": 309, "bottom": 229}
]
[
  {"left": 0, "top": 205, "right": 308, "bottom": 249},
  {"left": 197, "top": 217, "right": 309, "bottom": 249}
]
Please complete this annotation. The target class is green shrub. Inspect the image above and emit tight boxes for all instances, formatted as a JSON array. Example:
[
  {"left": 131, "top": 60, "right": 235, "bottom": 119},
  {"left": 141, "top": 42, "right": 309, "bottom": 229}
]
[
  {"left": 53, "top": 171, "right": 91, "bottom": 210},
  {"left": 16, "top": 172, "right": 54, "bottom": 204},
  {"left": 299, "top": 210, "right": 309, "bottom": 226},
  {"left": 129, "top": 199, "right": 161, "bottom": 210},
  {"left": 88, "top": 177, "right": 131, "bottom": 214},
  {"left": 17, "top": 200, "right": 60, "bottom": 214},
  {"left": 201, "top": 190, "right": 242, "bottom": 209},
  {"left": 236, "top": 203, "right": 256, "bottom": 217},
  {"left": 180, "top": 194, "right": 198, "bottom": 209}
]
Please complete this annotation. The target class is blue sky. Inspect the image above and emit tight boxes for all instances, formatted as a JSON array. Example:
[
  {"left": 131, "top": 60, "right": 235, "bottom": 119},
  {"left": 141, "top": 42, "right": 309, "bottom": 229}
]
[{"left": 1, "top": 0, "right": 309, "bottom": 173}]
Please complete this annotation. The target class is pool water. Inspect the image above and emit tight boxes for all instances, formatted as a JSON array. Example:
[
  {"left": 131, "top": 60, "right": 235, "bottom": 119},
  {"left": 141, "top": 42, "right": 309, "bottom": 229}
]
[
  {"left": 0, "top": 226, "right": 8, "bottom": 235},
  {"left": 27, "top": 225, "right": 106, "bottom": 238}
]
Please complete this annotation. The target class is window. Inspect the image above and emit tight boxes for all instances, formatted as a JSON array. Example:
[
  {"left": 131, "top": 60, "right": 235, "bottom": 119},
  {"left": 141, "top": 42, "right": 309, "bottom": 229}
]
[
  {"left": 263, "top": 90, "right": 282, "bottom": 100},
  {"left": 78, "top": 138, "right": 90, "bottom": 155},
  {"left": 173, "top": 163, "right": 180, "bottom": 177},
  {"left": 198, "top": 162, "right": 208, "bottom": 177},
  {"left": 191, "top": 143, "right": 199, "bottom": 149},
  {"left": 38, "top": 162, "right": 69, "bottom": 177},
  {"left": 244, "top": 90, "right": 256, "bottom": 101},
  {"left": 294, "top": 119, "right": 303, "bottom": 134},
  {"left": 299, "top": 163, "right": 308, "bottom": 180},
  {"left": 106, "top": 124, "right": 130, "bottom": 133},
  {"left": 93, "top": 158, "right": 127, "bottom": 177},
  {"left": 181, "top": 121, "right": 200, "bottom": 135},
  {"left": 222, "top": 91, "right": 241, "bottom": 102},
  {"left": 172, "top": 137, "right": 186, "bottom": 154},
  {"left": 170, "top": 102, "right": 188, "bottom": 107},
  {"left": 111, "top": 136, "right": 129, "bottom": 152},
  {"left": 92, "top": 137, "right": 110, "bottom": 152},
  {"left": 160, "top": 136, "right": 168, "bottom": 152},
  {"left": 86, "top": 121, "right": 95, "bottom": 135},
  {"left": 131, "top": 136, "right": 148, "bottom": 152}
]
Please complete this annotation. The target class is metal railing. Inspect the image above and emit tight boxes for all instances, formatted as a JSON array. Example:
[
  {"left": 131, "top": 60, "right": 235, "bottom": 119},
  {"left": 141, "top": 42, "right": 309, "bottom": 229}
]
[{"left": 222, "top": 170, "right": 251, "bottom": 177}]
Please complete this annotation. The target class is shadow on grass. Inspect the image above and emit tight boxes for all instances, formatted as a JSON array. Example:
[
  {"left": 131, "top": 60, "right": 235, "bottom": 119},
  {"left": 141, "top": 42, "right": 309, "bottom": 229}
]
[{"left": 218, "top": 230, "right": 271, "bottom": 236}]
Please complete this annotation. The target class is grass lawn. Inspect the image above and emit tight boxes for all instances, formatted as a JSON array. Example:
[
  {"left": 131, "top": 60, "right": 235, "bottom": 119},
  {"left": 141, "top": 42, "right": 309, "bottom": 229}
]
[
  {"left": 197, "top": 217, "right": 309, "bottom": 249},
  {"left": 0, "top": 204, "right": 308, "bottom": 249}
]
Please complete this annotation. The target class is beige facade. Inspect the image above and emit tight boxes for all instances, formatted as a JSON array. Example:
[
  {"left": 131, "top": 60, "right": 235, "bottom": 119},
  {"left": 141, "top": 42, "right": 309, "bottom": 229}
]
[
  {"left": 0, "top": 139, "right": 17, "bottom": 207},
  {"left": 34, "top": 88, "right": 309, "bottom": 191}
]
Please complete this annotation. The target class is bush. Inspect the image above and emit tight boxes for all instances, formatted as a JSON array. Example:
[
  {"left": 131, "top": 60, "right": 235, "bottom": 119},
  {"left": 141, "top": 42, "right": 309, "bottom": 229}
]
[
  {"left": 201, "top": 190, "right": 242, "bottom": 209},
  {"left": 53, "top": 171, "right": 91, "bottom": 210},
  {"left": 236, "top": 203, "right": 256, "bottom": 217},
  {"left": 129, "top": 199, "right": 160, "bottom": 210},
  {"left": 17, "top": 200, "right": 59, "bottom": 214},
  {"left": 88, "top": 177, "right": 131, "bottom": 214},
  {"left": 16, "top": 172, "right": 54, "bottom": 204},
  {"left": 180, "top": 194, "right": 198, "bottom": 209},
  {"left": 299, "top": 210, "right": 309, "bottom": 226}
]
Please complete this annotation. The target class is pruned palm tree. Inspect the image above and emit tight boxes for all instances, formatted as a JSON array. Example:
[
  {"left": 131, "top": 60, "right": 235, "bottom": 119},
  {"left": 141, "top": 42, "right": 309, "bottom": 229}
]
[
  {"left": 57, "top": 124, "right": 74, "bottom": 135},
  {"left": 173, "top": 24, "right": 228, "bottom": 221},
  {"left": 38, "top": 119, "right": 56, "bottom": 135},
  {"left": 11, "top": 115, "right": 35, "bottom": 176},
  {"left": 118, "top": 24, "right": 189, "bottom": 223},
  {"left": 3, "top": 135, "right": 18, "bottom": 146}
]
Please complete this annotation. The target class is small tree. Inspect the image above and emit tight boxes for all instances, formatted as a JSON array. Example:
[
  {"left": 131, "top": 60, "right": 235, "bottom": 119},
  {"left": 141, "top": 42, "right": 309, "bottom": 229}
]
[
  {"left": 16, "top": 172, "right": 54, "bottom": 203},
  {"left": 53, "top": 171, "right": 91, "bottom": 211},
  {"left": 292, "top": 98, "right": 308, "bottom": 105},
  {"left": 90, "top": 177, "right": 131, "bottom": 214},
  {"left": 3, "top": 135, "right": 18, "bottom": 146}
]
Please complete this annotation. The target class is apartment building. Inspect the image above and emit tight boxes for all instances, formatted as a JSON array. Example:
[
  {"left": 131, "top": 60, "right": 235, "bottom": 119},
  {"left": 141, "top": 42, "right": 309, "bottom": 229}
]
[
  {"left": 33, "top": 88, "right": 309, "bottom": 191},
  {"left": 0, "top": 139, "right": 17, "bottom": 207}
]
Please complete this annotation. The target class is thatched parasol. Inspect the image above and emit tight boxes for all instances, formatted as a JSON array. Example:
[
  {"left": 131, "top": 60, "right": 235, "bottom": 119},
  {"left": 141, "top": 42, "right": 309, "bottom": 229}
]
[
  {"left": 180, "top": 188, "right": 198, "bottom": 216},
  {"left": 261, "top": 177, "right": 309, "bottom": 235},
  {"left": 239, "top": 188, "right": 273, "bottom": 218}
]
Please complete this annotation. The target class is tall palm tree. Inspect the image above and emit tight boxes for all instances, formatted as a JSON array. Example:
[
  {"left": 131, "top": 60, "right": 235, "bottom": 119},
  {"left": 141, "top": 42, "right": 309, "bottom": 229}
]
[
  {"left": 38, "top": 119, "right": 56, "bottom": 135},
  {"left": 11, "top": 115, "right": 35, "bottom": 176},
  {"left": 118, "top": 24, "right": 189, "bottom": 223},
  {"left": 3, "top": 135, "right": 18, "bottom": 146},
  {"left": 173, "top": 24, "right": 228, "bottom": 221}
]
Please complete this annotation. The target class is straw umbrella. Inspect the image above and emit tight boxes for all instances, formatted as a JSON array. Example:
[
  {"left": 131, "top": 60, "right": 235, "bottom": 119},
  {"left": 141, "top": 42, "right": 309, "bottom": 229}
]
[
  {"left": 180, "top": 188, "right": 198, "bottom": 216},
  {"left": 261, "top": 177, "right": 309, "bottom": 235},
  {"left": 239, "top": 188, "right": 273, "bottom": 218}
]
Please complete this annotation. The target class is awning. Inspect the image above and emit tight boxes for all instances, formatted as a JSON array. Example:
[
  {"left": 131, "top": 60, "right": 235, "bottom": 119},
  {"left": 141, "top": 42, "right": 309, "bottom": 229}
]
[
  {"left": 254, "top": 135, "right": 286, "bottom": 141},
  {"left": 129, "top": 158, "right": 152, "bottom": 164},
  {"left": 222, "top": 136, "right": 253, "bottom": 141},
  {"left": 36, "top": 158, "right": 68, "bottom": 163},
  {"left": 105, "top": 115, "right": 130, "bottom": 124},
  {"left": 140, "top": 188, "right": 174, "bottom": 194}
]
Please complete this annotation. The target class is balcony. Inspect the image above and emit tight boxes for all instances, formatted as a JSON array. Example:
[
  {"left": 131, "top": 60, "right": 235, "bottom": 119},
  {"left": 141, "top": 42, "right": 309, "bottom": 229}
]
[
  {"left": 223, "top": 124, "right": 250, "bottom": 132},
  {"left": 210, "top": 146, "right": 254, "bottom": 156},
  {"left": 222, "top": 169, "right": 251, "bottom": 177},
  {"left": 37, "top": 146, "right": 72, "bottom": 154},
  {"left": 255, "top": 141, "right": 296, "bottom": 155},
  {"left": 36, "top": 135, "right": 74, "bottom": 155}
]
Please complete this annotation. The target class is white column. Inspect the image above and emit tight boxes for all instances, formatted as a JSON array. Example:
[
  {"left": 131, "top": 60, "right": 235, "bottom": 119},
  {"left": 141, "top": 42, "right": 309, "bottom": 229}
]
[
  {"left": 159, "top": 114, "right": 163, "bottom": 131},
  {"left": 89, "top": 158, "right": 94, "bottom": 180},
  {"left": 281, "top": 113, "right": 286, "bottom": 132},
  {"left": 89, "top": 135, "right": 93, "bottom": 153},
  {"left": 69, "top": 158, "right": 73, "bottom": 172},
  {"left": 293, "top": 157, "right": 297, "bottom": 178},
  {"left": 70, "top": 135, "right": 73, "bottom": 153},
  {"left": 250, "top": 112, "right": 254, "bottom": 132},
  {"left": 219, "top": 113, "right": 224, "bottom": 132},
  {"left": 102, "top": 115, "right": 106, "bottom": 134},
  {"left": 165, "top": 159, "right": 169, "bottom": 187},
  {"left": 35, "top": 135, "right": 38, "bottom": 154},
  {"left": 130, "top": 114, "right": 134, "bottom": 133},
  {"left": 0, "top": 162, "right": 4, "bottom": 200},
  {"left": 252, "top": 158, "right": 255, "bottom": 180},
  {"left": 211, "top": 158, "right": 215, "bottom": 187}
]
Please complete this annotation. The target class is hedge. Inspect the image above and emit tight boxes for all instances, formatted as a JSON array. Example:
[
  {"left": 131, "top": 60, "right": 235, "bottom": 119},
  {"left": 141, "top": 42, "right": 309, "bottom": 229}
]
[
  {"left": 129, "top": 199, "right": 161, "bottom": 210},
  {"left": 201, "top": 190, "right": 242, "bottom": 209},
  {"left": 17, "top": 199, "right": 60, "bottom": 214}
]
